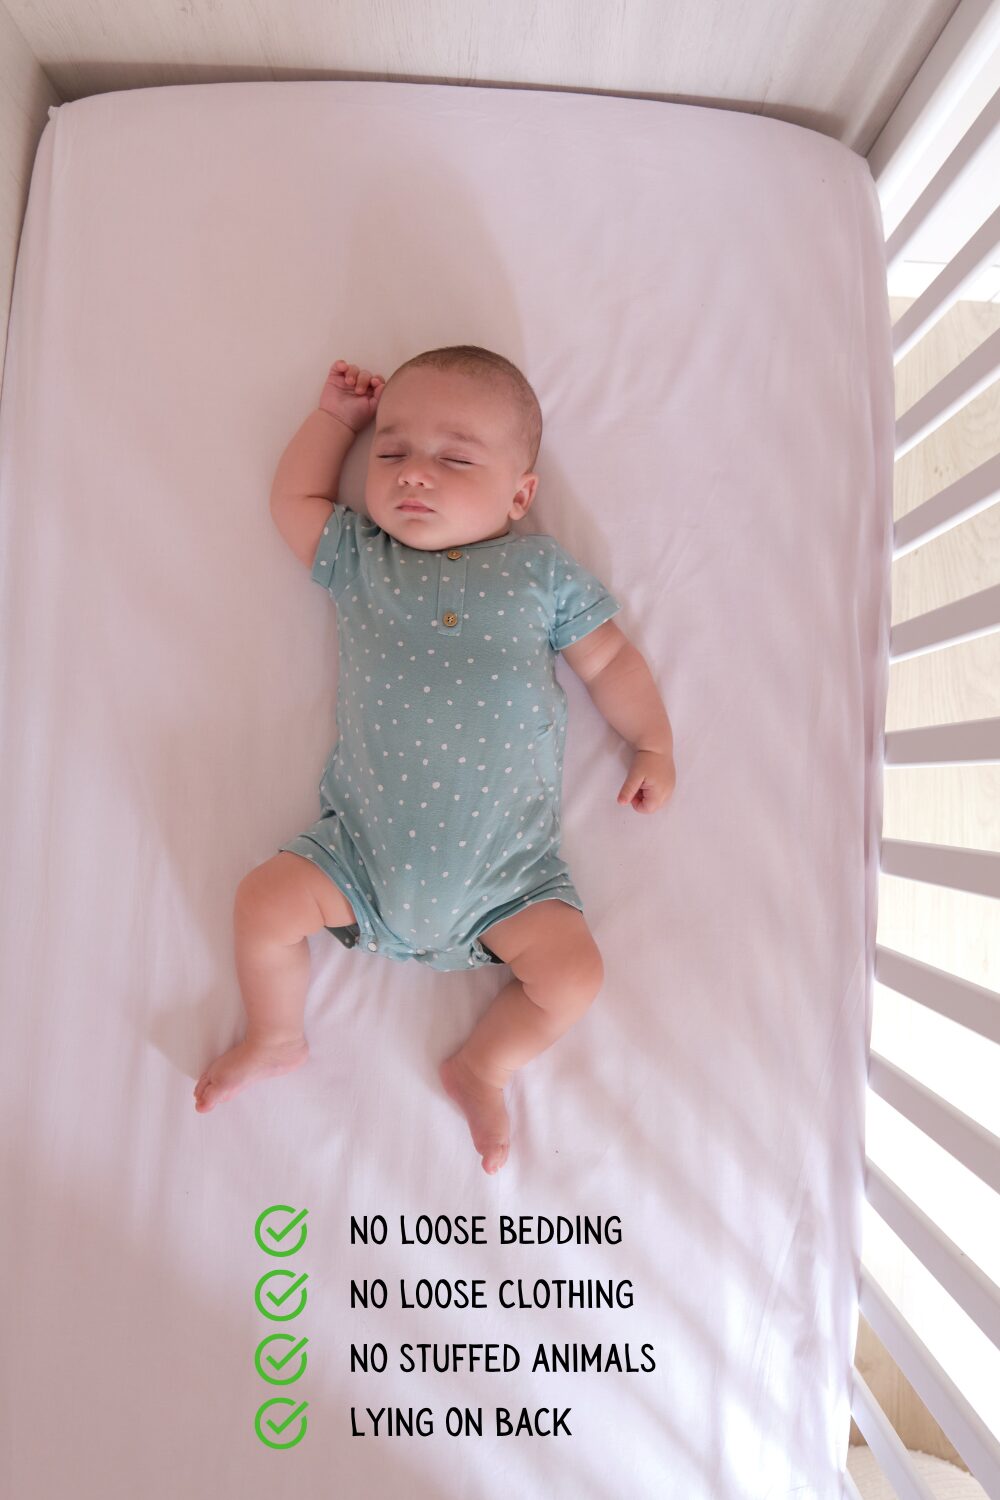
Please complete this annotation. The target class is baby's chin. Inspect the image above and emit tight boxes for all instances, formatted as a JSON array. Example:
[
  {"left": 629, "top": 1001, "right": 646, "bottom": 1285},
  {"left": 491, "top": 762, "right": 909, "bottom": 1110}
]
[
  {"left": 387, "top": 522, "right": 444, "bottom": 549},
  {"left": 396, "top": 538, "right": 442, "bottom": 550},
  {"left": 382, "top": 513, "right": 510, "bottom": 550}
]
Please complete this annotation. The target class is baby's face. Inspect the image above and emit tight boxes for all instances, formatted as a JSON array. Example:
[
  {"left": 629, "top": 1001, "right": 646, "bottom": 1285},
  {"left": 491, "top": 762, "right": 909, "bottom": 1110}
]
[{"left": 365, "top": 368, "right": 537, "bottom": 550}]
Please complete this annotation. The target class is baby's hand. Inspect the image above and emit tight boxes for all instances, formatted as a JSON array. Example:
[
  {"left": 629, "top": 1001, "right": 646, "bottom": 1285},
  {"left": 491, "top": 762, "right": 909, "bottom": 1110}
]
[
  {"left": 617, "top": 749, "right": 676, "bottom": 814},
  {"left": 319, "top": 360, "right": 386, "bottom": 434}
]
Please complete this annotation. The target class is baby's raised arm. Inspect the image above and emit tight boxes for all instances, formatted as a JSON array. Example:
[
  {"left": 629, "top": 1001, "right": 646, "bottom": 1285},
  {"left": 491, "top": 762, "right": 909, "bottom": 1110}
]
[{"left": 270, "top": 361, "right": 385, "bottom": 570}]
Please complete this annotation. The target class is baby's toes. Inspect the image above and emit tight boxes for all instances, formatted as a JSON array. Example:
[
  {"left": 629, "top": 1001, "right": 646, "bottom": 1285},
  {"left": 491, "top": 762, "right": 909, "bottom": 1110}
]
[
  {"left": 482, "top": 1139, "right": 509, "bottom": 1175},
  {"left": 194, "top": 1073, "right": 218, "bottom": 1112}
]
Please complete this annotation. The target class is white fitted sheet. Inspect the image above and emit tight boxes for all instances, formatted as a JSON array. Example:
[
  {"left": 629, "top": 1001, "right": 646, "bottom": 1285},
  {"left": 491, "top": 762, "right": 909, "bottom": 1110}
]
[{"left": 0, "top": 80, "right": 893, "bottom": 1500}]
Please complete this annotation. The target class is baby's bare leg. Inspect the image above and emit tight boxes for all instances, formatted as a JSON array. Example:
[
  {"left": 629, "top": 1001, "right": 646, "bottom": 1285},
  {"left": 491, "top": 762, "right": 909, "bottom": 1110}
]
[
  {"left": 194, "top": 852, "right": 357, "bottom": 1113},
  {"left": 440, "top": 902, "right": 605, "bottom": 1174}
]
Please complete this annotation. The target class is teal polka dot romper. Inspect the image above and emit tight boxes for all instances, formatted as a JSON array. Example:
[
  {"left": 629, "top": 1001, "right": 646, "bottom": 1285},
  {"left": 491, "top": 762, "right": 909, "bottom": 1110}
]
[{"left": 279, "top": 506, "right": 622, "bottom": 972}]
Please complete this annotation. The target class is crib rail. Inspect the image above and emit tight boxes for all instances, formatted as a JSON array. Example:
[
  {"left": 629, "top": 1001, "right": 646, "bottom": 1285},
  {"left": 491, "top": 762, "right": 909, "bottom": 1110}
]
[
  {"left": 892, "top": 451, "right": 1000, "bottom": 559},
  {"left": 879, "top": 840, "right": 1000, "bottom": 900},
  {"left": 858, "top": 12, "right": 1000, "bottom": 1495},
  {"left": 855, "top": 1272, "right": 1000, "bottom": 1496},
  {"left": 885, "top": 715, "right": 1000, "bottom": 767},
  {"left": 895, "top": 326, "right": 1000, "bottom": 461},
  {"left": 873, "top": 948, "right": 1000, "bottom": 1043},
  {"left": 889, "top": 583, "right": 1000, "bottom": 661}
]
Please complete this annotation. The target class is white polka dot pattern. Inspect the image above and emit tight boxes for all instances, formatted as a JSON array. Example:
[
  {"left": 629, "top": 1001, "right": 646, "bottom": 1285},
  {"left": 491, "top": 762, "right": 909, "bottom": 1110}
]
[{"left": 300, "top": 506, "right": 621, "bottom": 961}]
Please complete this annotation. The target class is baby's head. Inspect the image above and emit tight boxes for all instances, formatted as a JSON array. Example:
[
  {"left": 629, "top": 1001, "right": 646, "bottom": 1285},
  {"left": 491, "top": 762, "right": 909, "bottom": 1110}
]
[{"left": 364, "top": 346, "right": 542, "bottom": 551}]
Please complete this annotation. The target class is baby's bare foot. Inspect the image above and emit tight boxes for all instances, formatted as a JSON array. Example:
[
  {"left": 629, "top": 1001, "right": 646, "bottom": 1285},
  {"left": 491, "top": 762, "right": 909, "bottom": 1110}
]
[
  {"left": 193, "top": 1035, "right": 309, "bottom": 1112},
  {"left": 439, "top": 1053, "right": 510, "bottom": 1174}
]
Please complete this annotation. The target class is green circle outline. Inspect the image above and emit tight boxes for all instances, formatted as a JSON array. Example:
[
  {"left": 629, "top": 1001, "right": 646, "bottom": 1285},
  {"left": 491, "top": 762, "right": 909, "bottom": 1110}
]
[
  {"left": 255, "top": 1333, "right": 310, "bottom": 1386},
  {"left": 254, "top": 1269, "right": 309, "bottom": 1322},
  {"left": 254, "top": 1397, "right": 309, "bottom": 1449},
  {"left": 254, "top": 1204, "right": 309, "bottom": 1258}
]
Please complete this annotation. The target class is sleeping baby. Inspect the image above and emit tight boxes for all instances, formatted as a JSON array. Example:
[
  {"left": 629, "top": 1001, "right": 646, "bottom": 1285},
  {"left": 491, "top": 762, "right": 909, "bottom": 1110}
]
[{"left": 194, "top": 346, "right": 675, "bottom": 1173}]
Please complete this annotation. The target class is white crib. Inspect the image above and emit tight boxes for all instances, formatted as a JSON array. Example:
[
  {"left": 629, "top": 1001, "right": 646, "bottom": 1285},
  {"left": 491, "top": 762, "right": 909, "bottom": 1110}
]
[{"left": 0, "top": 3, "right": 997, "bottom": 1499}]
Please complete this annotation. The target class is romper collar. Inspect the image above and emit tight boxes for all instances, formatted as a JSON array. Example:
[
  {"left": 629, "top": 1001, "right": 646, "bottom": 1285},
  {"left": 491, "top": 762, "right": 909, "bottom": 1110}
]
[
  {"left": 433, "top": 530, "right": 514, "bottom": 551},
  {"left": 389, "top": 528, "right": 519, "bottom": 555}
]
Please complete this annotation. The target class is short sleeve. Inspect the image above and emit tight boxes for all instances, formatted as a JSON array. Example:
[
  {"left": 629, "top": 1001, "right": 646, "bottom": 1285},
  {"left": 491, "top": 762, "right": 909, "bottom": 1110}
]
[
  {"left": 311, "top": 503, "right": 362, "bottom": 601},
  {"left": 547, "top": 541, "right": 623, "bottom": 651}
]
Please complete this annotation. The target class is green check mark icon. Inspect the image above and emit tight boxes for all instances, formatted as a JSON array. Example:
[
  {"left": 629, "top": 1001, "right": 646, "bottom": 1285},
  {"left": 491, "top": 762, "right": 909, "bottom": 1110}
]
[
  {"left": 254, "top": 1205, "right": 309, "bottom": 1258},
  {"left": 255, "top": 1269, "right": 309, "bottom": 1321}
]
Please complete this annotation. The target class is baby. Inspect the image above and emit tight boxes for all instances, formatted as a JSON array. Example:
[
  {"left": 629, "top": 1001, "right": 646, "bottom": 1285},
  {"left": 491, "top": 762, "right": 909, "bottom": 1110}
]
[{"left": 194, "top": 346, "right": 675, "bottom": 1173}]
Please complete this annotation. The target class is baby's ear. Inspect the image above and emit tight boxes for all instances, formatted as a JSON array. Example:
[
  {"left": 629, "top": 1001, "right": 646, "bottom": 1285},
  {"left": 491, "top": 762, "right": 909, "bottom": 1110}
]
[{"left": 516, "top": 475, "right": 539, "bottom": 511}]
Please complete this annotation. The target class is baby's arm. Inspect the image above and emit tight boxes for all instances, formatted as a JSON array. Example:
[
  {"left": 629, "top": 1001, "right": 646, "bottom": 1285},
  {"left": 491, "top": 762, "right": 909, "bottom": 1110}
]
[
  {"left": 269, "top": 361, "right": 385, "bottom": 571},
  {"left": 270, "top": 409, "right": 353, "bottom": 570}
]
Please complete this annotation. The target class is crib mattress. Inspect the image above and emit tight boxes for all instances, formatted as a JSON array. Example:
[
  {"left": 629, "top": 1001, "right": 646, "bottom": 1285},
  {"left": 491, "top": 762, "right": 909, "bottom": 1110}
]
[{"left": 0, "top": 81, "right": 893, "bottom": 1500}]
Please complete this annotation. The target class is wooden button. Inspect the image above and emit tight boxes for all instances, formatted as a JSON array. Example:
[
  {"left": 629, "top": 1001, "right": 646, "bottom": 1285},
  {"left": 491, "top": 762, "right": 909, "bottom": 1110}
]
[
  {"left": 446, "top": 548, "right": 463, "bottom": 560},
  {"left": 442, "top": 611, "right": 458, "bottom": 627}
]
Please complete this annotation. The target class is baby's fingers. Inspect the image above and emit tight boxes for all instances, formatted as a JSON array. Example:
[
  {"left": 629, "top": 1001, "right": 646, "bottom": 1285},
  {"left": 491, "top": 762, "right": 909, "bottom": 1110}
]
[
  {"left": 352, "top": 368, "right": 384, "bottom": 395},
  {"left": 330, "top": 361, "right": 385, "bottom": 396},
  {"left": 327, "top": 360, "right": 360, "bottom": 388}
]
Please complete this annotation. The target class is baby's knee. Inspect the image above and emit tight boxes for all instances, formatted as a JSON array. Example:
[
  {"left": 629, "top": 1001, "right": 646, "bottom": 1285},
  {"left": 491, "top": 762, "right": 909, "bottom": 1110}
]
[
  {"left": 523, "top": 934, "right": 604, "bottom": 1014},
  {"left": 570, "top": 947, "right": 605, "bottom": 1008},
  {"left": 233, "top": 861, "right": 289, "bottom": 940},
  {"left": 233, "top": 852, "right": 352, "bottom": 943}
]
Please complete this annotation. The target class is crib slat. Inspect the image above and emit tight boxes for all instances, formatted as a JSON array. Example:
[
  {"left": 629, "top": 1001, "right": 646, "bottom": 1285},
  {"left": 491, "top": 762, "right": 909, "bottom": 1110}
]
[
  {"left": 874, "top": 24, "right": 1000, "bottom": 252},
  {"left": 888, "top": 581, "right": 1000, "bottom": 660},
  {"left": 894, "top": 324, "right": 1000, "bottom": 462},
  {"left": 892, "top": 201, "right": 1000, "bottom": 364},
  {"left": 879, "top": 838, "right": 1000, "bottom": 899},
  {"left": 867, "top": 33, "right": 1000, "bottom": 1485},
  {"left": 864, "top": 1158, "right": 1000, "bottom": 1351},
  {"left": 867, "top": 1052, "right": 1000, "bottom": 1192},
  {"left": 850, "top": 1367, "right": 941, "bottom": 1500},
  {"left": 857, "top": 1267, "right": 1000, "bottom": 1495},
  {"left": 892, "top": 451, "right": 1000, "bottom": 558},
  {"left": 884, "top": 715, "right": 1000, "bottom": 766},
  {"left": 874, "top": 946, "right": 1000, "bottom": 1045}
]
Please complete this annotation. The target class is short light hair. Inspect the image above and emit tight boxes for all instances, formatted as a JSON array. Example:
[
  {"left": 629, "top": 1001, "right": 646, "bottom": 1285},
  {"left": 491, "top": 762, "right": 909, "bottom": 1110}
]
[{"left": 385, "top": 344, "right": 542, "bottom": 472}]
